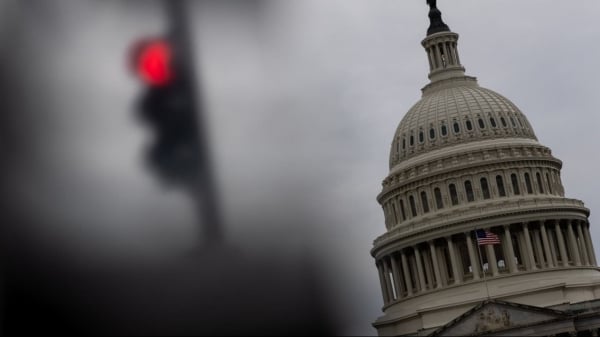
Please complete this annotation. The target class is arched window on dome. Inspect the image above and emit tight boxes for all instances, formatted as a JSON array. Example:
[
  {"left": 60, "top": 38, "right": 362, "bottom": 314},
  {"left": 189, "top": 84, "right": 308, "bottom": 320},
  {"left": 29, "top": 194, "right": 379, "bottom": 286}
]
[
  {"left": 449, "top": 184, "right": 459, "bottom": 206},
  {"left": 490, "top": 117, "right": 497, "bottom": 128},
  {"left": 536, "top": 172, "right": 544, "bottom": 194},
  {"left": 524, "top": 173, "right": 533, "bottom": 194},
  {"left": 480, "top": 177, "right": 491, "bottom": 199},
  {"left": 402, "top": 137, "right": 406, "bottom": 150},
  {"left": 420, "top": 191, "right": 430, "bottom": 213},
  {"left": 464, "top": 180, "right": 474, "bottom": 202},
  {"left": 399, "top": 199, "right": 407, "bottom": 221},
  {"left": 418, "top": 130, "right": 424, "bottom": 144},
  {"left": 441, "top": 123, "right": 448, "bottom": 137},
  {"left": 465, "top": 119, "right": 473, "bottom": 131},
  {"left": 478, "top": 118, "right": 485, "bottom": 129},
  {"left": 500, "top": 116, "right": 507, "bottom": 128},
  {"left": 410, "top": 134, "right": 414, "bottom": 146},
  {"left": 546, "top": 173, "right": 553, "bottom": 194},
  {"left": 510, "top": 116, "right": 517, "bottom": 127},
  {"left": 511, "top": 173, "right": 521, "bottom": 195},
  {"left": 434, "top": 188, "right": 444, "bottom": 209},
  {"left": 409, "top": 195, "right": 418, "bottom": 217},
  {"left": 496, "top": 175, "right": 506, "bottom": 197},
  {"left": 453, "top": 121, "right": 460, "bottom": 134},
  {"left": 429, "top": 128, "right": 436, "bottom": 140}
]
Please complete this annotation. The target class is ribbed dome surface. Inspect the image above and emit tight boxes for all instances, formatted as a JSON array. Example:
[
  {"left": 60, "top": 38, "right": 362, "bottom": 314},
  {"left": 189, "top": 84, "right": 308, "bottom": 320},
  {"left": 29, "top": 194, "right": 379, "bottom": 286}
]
[{"left": 389, "top": 81, "right": 537, "bottom": 170}]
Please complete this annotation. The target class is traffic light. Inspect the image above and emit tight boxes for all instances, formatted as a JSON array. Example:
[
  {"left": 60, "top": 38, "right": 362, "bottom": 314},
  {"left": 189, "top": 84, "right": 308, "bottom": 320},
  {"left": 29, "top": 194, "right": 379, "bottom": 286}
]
[
  {"left": 129, "top": 0, "right": 223, "bottom": 244},
  {"left": 131, "top": 37, "right": 200, "bottom": 186}
]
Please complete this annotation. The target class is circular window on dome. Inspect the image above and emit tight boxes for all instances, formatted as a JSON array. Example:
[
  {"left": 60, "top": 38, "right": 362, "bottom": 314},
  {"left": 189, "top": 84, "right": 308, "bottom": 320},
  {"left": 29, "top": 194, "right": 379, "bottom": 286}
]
[
  {"left": 441, "top": 124, "right": 448, "bottom": 137},
  {"left": 429, "top": 127, "right": 436, "bottom": 140},
  {"left": 500, "top": 117, "right": 507, "bottom": 127},
  {"left": 453, "top": 121, "right": 460, "bottom": 134},
  {"left": 465, "top": 119, "right": 473, "bottom": 131},
  {"left": 490, "top": 117, "right": 497, "bottom": 128},
  {"left": 478, "top": 118, "right": 485, "bottom": 129},
  {"left": 418, "top": 130, "right": 424, "bottom": 144}
]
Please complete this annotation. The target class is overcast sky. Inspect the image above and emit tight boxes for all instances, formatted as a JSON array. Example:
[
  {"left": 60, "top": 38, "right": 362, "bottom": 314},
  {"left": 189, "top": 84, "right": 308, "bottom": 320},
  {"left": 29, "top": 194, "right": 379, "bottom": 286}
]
[{"left": 4, "top": 1, "right": 600, "bottom": 335}]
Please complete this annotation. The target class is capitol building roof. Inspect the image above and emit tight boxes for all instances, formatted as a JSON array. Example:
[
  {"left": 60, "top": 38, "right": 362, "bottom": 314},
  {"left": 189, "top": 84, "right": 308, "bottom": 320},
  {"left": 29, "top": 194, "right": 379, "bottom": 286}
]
[{"left": 389, "top": 58, "right": 537, "bottom": 171}]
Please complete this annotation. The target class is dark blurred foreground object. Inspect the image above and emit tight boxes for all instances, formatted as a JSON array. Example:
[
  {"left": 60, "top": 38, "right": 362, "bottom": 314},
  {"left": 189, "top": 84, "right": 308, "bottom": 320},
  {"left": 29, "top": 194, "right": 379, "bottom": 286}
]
[
  {"left": 131, "top": 0, "right": 222, "bottom": 244},
  {"left": 2, "top": 232, "right": 335, "bottom": 335}
]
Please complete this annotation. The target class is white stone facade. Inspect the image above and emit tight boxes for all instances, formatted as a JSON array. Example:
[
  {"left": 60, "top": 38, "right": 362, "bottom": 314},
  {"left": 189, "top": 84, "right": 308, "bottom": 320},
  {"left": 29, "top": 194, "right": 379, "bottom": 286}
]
[{"left": 371, "top": 4, "right": 600, "bottom": 336}]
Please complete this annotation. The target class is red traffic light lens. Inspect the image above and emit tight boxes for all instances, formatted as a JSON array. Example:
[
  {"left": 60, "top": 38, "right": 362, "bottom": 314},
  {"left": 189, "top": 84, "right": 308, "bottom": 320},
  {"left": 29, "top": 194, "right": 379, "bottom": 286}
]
[{"left": 135, "top": 39, "right": 173, "bottom": 86}]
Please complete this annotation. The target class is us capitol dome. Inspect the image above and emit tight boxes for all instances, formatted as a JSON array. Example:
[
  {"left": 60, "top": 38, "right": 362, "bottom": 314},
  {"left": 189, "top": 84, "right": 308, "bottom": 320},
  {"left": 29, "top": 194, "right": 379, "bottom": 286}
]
[{"left": 371, "top": 2, "right": 600, "bottom": 336}]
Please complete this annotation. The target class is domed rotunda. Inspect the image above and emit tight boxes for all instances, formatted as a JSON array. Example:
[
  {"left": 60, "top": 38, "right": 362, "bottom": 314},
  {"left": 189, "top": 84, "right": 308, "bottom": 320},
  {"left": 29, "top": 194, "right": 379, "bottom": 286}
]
[{"left": 371, "top": 2, "right": 600, "bottom": 336}]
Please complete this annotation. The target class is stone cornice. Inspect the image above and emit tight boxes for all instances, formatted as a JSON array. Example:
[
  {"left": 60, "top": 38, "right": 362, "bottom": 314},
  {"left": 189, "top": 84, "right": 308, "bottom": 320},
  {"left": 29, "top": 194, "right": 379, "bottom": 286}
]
[
  {"left": 421, "top": 31, "right": 459, "bottom": 47},
  {"left": 421, "top": 74, "right": 475, "bottom": 96}
]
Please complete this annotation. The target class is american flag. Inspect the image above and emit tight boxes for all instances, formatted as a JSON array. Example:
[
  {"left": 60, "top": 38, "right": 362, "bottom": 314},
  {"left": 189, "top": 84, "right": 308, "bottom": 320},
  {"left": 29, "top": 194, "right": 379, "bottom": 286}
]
[{"left": 476, "top": 229, "right": 501, "bottom": 245}]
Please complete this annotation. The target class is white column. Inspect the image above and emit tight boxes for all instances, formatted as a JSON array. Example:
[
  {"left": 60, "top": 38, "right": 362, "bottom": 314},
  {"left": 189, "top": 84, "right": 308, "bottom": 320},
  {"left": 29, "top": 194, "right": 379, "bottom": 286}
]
[
  {"left": 446, "top": 236, "right": 462, "bottom": 284},
  {"left": 391, "top": 203, "right": 399, "bottom": 226},
  {"left": 393, "top": 199, "right": 402, "bottom": 225},
  {"left": 485, "top": 243, "right": 499, "bottom": 276},
  {"left": 522, "top": 222, "right": 537, "bottom": 270},
  {"left": 454, "top": 42, "right": 461, "bottom": 65},
  {"left": 540, "top": 222, "right": 555, "bottom": 268},
  {"left": 427, "top": 49, "right": 434, "bottom": 71},
  {"left": 555, "top": 221, "right": 569, "bottom": 266},
  {"left": 567, "top": 220, "right": 582, "bottom": 266},
  {"left": 386, "top": 203, "right": 393, "bottom": 228},
  {"left": 503, "top": 225, "right": 518, "bottom": 273},
  {"left": 436, "top": 246, "right": 448, "bottom": 286},
  {"left": 466, "top": 232, "right": 480, "bottom": 280},
  {"left": 409, "top": 254, "right": 419, "bottom": 291},
  {"left": 433, "top": 45, "right": 442, "bottom": 69},
  {"left": 423, "top": 249, "right": 434, "bottom": 290},
  {"left": 383, "top": 258, "right": 395, "bottom": 300},
  {"left": 377, "top": 262, "right": 390, "bottom": 304},
  {"left": 517, "top": 231, "right": 528, "bottom": 269},
  {"left": 391, "top": 254, "right": 404, "bottom": 298},
  {"left": 440, "top": 42, "right": 449, "bottom": 67},
  {"left": 583, "top": 223, "right": 598, "bottom": 266},
  {"left": 400, "top": 251, "right": 413, "bottom": 296},
  {"left": 533, "top": 229, "right": 545, "bottom": 269},
  {"left": 428, "top": 47, "right": 436, "bottom": 69},
  {"left": 447, "top": 42, "right": 456, "bottom": 65},
  {"left": 429, "top": 241, "right": 442, "bottom": 289},
  {"left": 548, "top": 227, "right": 559, "bottom": 266},
  {"left": 414, "top": 246, "right": 427, "bottom": 291},
  {"left": 576, "top": 221, "right": 590, "bottom": 266}
]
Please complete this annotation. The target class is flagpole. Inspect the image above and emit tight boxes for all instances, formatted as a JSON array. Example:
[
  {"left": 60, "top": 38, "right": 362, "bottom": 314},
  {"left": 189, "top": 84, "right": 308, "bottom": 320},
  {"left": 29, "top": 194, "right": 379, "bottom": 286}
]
[{"left": 474, "top": 229, "right": 491, "bottom": 300}]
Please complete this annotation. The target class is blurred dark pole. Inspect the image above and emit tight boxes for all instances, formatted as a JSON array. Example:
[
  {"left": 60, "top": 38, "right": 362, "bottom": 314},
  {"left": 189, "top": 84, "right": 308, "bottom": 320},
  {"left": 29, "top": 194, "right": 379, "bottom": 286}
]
[{"left": 165, "top": 0, "right": 223, "bottom": 246}]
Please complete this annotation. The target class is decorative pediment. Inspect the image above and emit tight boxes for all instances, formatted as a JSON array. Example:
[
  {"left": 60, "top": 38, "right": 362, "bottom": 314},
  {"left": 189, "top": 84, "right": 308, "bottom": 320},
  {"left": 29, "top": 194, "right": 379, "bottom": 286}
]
[{"left": 431, "top": 300, "right": 570, "bottom": 336}]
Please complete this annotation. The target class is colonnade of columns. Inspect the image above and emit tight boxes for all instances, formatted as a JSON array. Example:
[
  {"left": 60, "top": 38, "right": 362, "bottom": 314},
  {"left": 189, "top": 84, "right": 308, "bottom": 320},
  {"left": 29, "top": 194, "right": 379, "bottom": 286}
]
[
  {"left": 376, "top": 219, "right": 597, "bottom": 305},
  {"left": 425, "top": 39, "right": 461, "bottom": 72}
]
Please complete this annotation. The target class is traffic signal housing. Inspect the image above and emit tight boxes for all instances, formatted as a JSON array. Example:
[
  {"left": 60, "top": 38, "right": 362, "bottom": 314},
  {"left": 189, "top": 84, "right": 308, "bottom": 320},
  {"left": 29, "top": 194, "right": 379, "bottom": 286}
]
[{"left": 131, "top": 38, "right": 200, "bottom": 187}]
